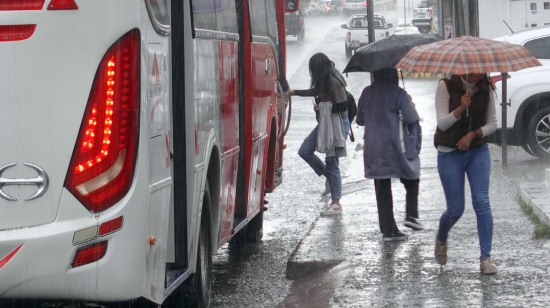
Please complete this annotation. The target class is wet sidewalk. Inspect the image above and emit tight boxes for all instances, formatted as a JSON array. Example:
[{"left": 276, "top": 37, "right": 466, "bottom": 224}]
[
  {"left": 284, "top": 129, "right": 550, "bottom": 307},
  {"left": 519, "top": 168, "right": 550, "bottom": 227}
]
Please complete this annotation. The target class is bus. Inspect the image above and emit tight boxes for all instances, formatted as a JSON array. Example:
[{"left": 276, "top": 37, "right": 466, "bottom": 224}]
[{"left": 0, "top": 0, "right": 297, "bottom": 305}]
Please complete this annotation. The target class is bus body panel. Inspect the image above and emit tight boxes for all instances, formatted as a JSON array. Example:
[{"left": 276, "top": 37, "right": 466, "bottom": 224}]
[
  {"left": 0, "top": 0, "right": 172, "bottom": 302},
  {"left": 218, "top": 40, "right": 240, "bottom": 244},
  {"left": 143, "top": 37, "right": 172, "bottom": 302},
  {"left": 0, "top": 183, "right": 148, "bottom": 300},
  {"left": 246, "top": 41, "right": 278, "bottom": 217},
  {"left": 1, "top": 0, "right": 290, "bottom": 303},
  {"left": 0, "top": 2, "right": 138, "bottom": 230}
]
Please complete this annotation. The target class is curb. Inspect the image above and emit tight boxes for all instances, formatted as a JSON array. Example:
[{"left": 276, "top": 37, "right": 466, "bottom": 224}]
[{"left": 519, "top": 169, "right": 550, "bottom": 227}]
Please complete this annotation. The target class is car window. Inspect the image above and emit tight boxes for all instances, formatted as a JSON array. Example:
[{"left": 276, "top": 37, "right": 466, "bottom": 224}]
[
  {"left": 350, "top": 17, "right": 384, "bottom": 28},
  {"left": 351, "top": 18, "right": 367, "bottom": 28},
  {"left": 523, "top": 36, "right": 550, "bottom": 59}
]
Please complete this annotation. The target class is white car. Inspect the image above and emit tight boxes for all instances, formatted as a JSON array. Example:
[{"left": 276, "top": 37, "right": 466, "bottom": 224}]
[
  {"left": 341, "top": 14, "right": 394, "bottom": 57},
  {"left": 342, "top": 0, "right": 367, "bottom": 15},
  {"left": 490, "top": 26, "right": 550, "bottom": 159}
]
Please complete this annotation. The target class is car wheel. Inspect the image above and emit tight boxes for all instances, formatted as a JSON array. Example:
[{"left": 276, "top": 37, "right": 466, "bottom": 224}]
[
  {"left": 336, "top": 5, "right": 343, "bottom": 13},
  {"left": 522, "top": 143, "right": 536, "bottom": 157},
  {"left": 345, "top": 42, "right": 352, "bottom": 57},
  {"left": 527, "top": 106, "right": 550, "bottom": 160},
  {"left": 418, "top": 26, "right": 431, "bottom": 34}
]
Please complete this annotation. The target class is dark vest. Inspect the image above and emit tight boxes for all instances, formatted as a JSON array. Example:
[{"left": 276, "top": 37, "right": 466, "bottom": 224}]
[{"left": 434, "top": 76, "right": 490, "bottom": 148}]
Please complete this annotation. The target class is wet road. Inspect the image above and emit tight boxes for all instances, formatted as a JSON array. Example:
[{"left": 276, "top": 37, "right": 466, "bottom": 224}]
[
  {"left": 210, "top": 13, "right": 550, "bottom": 308},
  {"left": 2, "top": 10, "right": 549, "bottom": 308}
]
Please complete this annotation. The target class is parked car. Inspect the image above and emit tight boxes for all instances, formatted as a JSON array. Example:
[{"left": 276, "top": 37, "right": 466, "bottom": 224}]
[
  {"left": 341, "top": 14, "right": 394, "bottom": 57},
  {"left": 342, "top": 0, "right": 368, "bottom": 15},
  {"left": 412, "top": 0, "right": 432, "bottom": 34},
  {"left": 286, "top": 10, "right": 305, "bottom": 41},
  {"left": 488, "top": 26, "right": 550, "bottom": 159},
  {"left": 307, "top": 0, "right": 330, "bottom": 15},
  {"left": 307, "top": 0, "right": 343, "bottom": 15},
  {"left": 327, "top": 0, "right": 345, "bottom": 13}
]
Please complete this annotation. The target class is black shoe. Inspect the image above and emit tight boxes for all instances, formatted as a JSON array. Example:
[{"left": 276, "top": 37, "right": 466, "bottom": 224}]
[
  {"left": 264, "top": 199, "right": 269, "bottom": 205},
  {"left": 263, "top": 206, "right": 269, "bottom": 211},
  {"left": 404, "top": 217, "right": 424, "bottom": 231},
  {"left": 382, "top": 231, "right": 407, "bottom": 242}
]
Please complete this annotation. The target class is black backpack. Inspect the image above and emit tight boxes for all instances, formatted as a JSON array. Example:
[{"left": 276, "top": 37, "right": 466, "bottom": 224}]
[{"left": 346, "top": 91, "right": 357, "bottom": 123}]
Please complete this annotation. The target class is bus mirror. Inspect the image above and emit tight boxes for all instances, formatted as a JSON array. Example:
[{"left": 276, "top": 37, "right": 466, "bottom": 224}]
[{"left": 285, "top": 0, "right": 297, "bottom": 11}]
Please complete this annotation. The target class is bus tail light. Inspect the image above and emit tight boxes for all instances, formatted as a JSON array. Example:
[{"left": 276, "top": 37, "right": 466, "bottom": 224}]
[
  {"left": 0, "top": 0, "right": 44, "bottom": 10},
  {"left": 65, "top": 29, "right": 140, "bottom": 213},
  {"left": 72, "top": 242, "right": 107, "bottom": 267},
  {"left": 99, "top": 216, "right": 124, "bottom": 236},
  {"left": 0, "top": 24, "right": 36, "bottom": 42},
  {"left": 47, "top": 0, "right": 78, "bottom": 10}
]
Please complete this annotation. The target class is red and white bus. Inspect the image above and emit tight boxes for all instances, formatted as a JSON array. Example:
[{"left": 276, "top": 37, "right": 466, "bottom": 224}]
[{"left": 0, "top": 0, "right": 297, "bottom": 305}]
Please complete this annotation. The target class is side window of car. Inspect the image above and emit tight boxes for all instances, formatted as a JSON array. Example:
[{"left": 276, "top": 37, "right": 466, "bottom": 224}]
[{"left": 523, "top": 36, "right": 550, "bottom": 59}]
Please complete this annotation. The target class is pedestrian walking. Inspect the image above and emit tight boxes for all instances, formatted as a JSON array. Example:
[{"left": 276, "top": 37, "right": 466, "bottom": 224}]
[
  {"left": 288, "top": 53, "right": 350, "bottom": 216},
  {"left": 356, "top": 68, "right": 423, "bottom": 242},
  {"left": 433, "top": 73, "right": 498, "bottom": 275}
]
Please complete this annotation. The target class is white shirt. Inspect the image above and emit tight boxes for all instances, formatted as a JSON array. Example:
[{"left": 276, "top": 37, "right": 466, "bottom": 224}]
[{"left": 435, "top": 79, "right": 497, "bottom": 152}]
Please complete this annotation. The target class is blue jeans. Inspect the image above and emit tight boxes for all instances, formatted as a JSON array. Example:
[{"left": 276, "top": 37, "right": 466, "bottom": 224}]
[
  {"left": 298, "top": 117, "right": 349, "bottom": 200},
  {"left": 436, "top": 144, "right": 493, "bottom": 260}
]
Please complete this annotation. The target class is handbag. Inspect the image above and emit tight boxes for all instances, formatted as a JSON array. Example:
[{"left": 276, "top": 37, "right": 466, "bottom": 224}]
[{"left": 397, "top": 91, "right": 422, "bottom": 160}]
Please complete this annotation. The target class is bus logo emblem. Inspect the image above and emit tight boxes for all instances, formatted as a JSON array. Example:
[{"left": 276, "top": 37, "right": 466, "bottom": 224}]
[{"left": 0, "top": 163, "right": 49, "bottom": 201}]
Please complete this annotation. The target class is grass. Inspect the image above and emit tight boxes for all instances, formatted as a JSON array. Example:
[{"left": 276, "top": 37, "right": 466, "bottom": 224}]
[{"left": 517, "top": 196, "right": 550, "bottom": 239}]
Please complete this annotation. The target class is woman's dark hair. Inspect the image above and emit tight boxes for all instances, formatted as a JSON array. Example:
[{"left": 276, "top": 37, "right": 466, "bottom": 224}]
[
  {"left": 308, "top": 53, "right": 333, "bottom": 95},
  {"left": 373, "top": 68, "right": 399, "bottom": 86},
  {"left": 478, "top": 74, "right": 496, "bottom": 93}
]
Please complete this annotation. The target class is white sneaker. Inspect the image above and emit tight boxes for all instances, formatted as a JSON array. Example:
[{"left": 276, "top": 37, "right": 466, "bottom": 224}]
[{"left": 320, "top": 203, "right": 342, "bottom": 216}]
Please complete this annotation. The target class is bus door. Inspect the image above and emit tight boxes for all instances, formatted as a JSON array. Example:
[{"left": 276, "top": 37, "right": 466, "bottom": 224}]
[
  {"left": 143, "top": 0, "right": 172, "bottom": 302},
  {"left": 242, "top": 0, "right": 279, "bottom": 218}
]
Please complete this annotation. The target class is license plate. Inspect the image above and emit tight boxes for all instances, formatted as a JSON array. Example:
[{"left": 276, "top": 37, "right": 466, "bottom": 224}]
[{"left": 417, "top": 13, "right": 426, "bottom": 18}]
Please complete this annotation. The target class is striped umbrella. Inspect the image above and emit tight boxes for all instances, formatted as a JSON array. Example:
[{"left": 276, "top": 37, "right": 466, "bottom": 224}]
[
  {"left": 395, "top": 36, "right": 541, "bottom": 75},
  {"left": 395, "top": 35, "right": 542, "bottom": 169}
]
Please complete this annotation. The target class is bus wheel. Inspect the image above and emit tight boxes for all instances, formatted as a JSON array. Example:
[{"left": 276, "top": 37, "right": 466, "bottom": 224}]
[{"left": 196, "top": 181, "right": 213, "bottom": 307}]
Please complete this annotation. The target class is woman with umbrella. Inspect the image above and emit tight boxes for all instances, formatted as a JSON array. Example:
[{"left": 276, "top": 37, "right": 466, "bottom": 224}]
[
  {"left": 288, "top": 53, "right": 350, "bottom": 216},
  {"left": 356, "top": 68, "right": 423, "bottom": 241},
  {"left": 396, "top": 35, "right": 541, "bottom": 274},
  {"left": 433, "top": 72, "right": 498, "bottom": 275}
]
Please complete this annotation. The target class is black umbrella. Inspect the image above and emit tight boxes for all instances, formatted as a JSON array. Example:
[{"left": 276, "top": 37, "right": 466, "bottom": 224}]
[{"left": 343, "top": 33, "right": 443, "bottom": 73}]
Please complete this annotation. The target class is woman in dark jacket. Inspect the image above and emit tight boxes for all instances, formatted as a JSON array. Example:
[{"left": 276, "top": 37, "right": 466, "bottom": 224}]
[
  {"left": 433, "top": 73, "right": 498, "bottom": 275},
  {"left": 356, "top": 68, "right": 423, "bottom": 241},
  {"left": 288, "top": 53, "right": 350, "bottom": 216}
]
